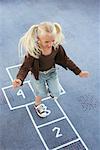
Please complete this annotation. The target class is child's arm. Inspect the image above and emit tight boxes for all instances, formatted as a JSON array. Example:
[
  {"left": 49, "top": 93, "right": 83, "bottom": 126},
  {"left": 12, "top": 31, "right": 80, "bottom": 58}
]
[
  {"left": 12, "top": 79, "right": 22, "bottom": 88},
  {"left": 56, "top": 45, "right": 89, "bottom": 77},
  {"left": 13, "top": 54, "right": 34, "bottom": 88},
  {"left": 79, "top": 71, "right": 89, "bottom": 78}
]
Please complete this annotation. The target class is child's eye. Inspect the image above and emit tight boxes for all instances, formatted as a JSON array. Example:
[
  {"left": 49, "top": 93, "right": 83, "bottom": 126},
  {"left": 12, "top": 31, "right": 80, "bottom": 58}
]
[
  {"left": 45, "top": 41, "right": 49, "bottom": 43},
  {"left": 45, "top": 40, "right": 55, "bottom": 43}
]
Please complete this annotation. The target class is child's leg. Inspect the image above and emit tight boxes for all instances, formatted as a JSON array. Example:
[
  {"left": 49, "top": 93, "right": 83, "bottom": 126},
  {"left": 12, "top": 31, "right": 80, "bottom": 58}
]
[
  {"left": 30, "top": 74, "right": 47, "bottom": 98},
  {"left": 47, "top": 70, "right": 61, "bottom": 98},
  {"left": 32, "top": 77, "right": 51, "bottom": 117},
  {"left": 35, "top": 96, "right": 42, "bottom": 106},
  {"left": 34, "top": 95, "right": 51, "bottom": 118}
]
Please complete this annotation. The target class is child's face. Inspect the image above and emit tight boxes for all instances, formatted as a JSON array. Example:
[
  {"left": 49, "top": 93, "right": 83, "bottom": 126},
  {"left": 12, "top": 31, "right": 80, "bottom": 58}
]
[{"left": 38, "top": 33, "right": 55, "bottom": 50}]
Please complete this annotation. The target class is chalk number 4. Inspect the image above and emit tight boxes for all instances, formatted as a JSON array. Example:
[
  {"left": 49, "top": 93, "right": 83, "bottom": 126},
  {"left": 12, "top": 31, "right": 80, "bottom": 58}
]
[
  {"left": 17, "top": 89, "right": 25, "bottom": 99},
  {"left": 52, "top": 127, "right": 62, "bottom": 138}
]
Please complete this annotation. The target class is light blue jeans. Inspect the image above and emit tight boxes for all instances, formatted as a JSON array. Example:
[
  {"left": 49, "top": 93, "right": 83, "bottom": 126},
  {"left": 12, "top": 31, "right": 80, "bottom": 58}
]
[{"left": 30, "top": 67, "right": 61, "bottom": 98}]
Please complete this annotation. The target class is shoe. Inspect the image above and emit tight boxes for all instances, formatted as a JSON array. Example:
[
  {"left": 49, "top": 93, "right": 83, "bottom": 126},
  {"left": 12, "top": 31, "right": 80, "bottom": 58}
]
[
  {"left": 49, "top": 94, "right": 54, "bottom": 98},
  {"left": 34, "top": 103, "right": 51, "bottom": 118}
]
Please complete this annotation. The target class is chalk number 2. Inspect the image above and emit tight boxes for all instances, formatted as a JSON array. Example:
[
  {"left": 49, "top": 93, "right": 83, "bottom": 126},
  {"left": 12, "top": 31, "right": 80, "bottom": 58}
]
[{"left": 52, "top": 127, "right": 62, "bottom": 138}]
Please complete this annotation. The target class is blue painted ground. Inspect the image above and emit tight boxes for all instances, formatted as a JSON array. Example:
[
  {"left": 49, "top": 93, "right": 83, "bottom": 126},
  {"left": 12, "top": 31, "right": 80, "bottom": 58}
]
[{"left": 0, "top": 0, "right": 99, "bottom": 150}]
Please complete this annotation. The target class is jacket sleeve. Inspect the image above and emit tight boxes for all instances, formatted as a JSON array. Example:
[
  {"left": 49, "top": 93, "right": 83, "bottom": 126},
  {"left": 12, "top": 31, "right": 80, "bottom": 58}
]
[
  {"left": 55, "top": 45, "right": 81, "bottom": 75},
  {"left": 16, "top": 54, "right": 34, "bottom": 84}
]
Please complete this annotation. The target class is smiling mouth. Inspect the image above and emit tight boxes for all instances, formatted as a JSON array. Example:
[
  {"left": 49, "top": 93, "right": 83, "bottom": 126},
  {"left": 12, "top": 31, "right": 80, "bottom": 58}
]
[{"left": 47, "top": 46, "right": 51, "bottom": 48}]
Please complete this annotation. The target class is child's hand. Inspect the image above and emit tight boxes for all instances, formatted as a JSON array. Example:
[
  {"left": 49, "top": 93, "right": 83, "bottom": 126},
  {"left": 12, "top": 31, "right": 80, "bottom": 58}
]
[
  {"left": 12, "top": 79, "right": 22, "bottom": 88},
  {"left": 79, "top": 71, "right": 90, "bottom": 78}
]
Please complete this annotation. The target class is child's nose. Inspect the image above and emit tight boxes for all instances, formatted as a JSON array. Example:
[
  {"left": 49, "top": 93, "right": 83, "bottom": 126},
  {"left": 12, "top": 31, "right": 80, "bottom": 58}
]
[{"left": 48, "top": 42, "right": 53, "bottom": 46}]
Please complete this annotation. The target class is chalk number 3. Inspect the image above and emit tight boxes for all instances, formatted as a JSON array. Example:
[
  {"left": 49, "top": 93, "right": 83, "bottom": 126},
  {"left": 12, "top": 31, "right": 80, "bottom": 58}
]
[{"left": 52, "top": 127, "right": 62, "bottom": 138}]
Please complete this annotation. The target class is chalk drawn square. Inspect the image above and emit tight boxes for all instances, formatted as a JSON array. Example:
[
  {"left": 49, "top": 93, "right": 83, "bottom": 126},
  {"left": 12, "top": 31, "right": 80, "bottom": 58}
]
[{"left": 2, "top": 81, "right": 35, "bottom": 110}]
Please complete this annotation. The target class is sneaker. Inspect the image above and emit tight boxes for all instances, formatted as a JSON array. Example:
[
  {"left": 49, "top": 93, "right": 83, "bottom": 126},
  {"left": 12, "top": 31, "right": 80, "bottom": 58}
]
[{"left": 34, "top": 103, "right": 51, "bottom": 118}]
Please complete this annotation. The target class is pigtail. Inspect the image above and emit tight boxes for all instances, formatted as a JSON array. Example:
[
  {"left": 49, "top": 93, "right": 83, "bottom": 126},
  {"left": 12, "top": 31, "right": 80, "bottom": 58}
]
[
  {"left": 53, "top": 23, "right": 64, "bottom": 48},
  {"left": 54, "top": 23, "right": 62, "bottom": 34},
  {"left": 18, "top": 25, "right": 40, "bottom": 60}
]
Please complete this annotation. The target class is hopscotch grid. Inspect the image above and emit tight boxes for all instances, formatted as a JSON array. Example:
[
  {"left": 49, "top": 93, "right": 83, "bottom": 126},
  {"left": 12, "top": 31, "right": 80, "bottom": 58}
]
[
  {"left": 3, "top": 64, "right": 88, "bottom": 150},
  {"left": 37, "top": 116, "right": 66, "bottom": 128},
  {"left": 2, "top": 82, "right": 88, "bottom": 149}
]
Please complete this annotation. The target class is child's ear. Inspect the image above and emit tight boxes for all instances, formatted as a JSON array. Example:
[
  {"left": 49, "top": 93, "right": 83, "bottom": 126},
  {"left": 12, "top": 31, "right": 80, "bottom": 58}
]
[
  {"left": 54, "top": 23, "right": 61, "bottom": 34},
  {"left": 37, "top": 36, "right": 41, "bottom": 44}
]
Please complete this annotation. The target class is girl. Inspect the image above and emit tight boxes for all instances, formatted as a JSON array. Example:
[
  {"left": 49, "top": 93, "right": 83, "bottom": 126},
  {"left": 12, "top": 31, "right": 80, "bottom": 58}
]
[{"left": 12, "top": 22, "right": 89, "bottom": 118}]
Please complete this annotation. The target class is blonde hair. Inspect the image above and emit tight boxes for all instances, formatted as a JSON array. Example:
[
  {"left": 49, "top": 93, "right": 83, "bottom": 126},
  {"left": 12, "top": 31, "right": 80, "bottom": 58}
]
[{"left": 18, "top": 22, "right": 64, "bottom": 59}]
